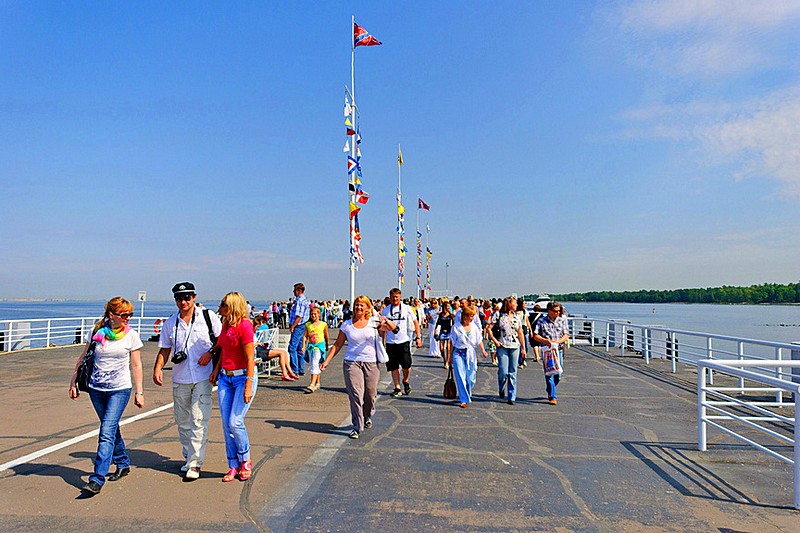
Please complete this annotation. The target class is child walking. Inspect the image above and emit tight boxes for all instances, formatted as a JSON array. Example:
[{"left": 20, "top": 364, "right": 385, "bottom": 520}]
[{"left": 303, "top": 306, "right": 329, "bottom": 393}]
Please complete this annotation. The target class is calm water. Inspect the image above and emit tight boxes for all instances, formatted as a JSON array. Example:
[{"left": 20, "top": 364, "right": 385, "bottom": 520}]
[{"left": 1, "top": 301, "right": 798, "bottom": 344}]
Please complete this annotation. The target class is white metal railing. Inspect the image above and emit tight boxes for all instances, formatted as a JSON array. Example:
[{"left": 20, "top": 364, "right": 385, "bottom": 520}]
[
  {"left": 697, "top": 359, "right": 800, "bottom": 509},
  {"left": 565, "top": 317, "right": 800, "bottom": 406},
  {"left": 0, "top": 316, "right": 169, "bottom": 352}
]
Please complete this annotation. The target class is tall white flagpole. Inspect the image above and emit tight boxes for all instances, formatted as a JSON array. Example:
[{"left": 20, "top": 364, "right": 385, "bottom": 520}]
[
  {"left": 349, "top": 15, "right": 356, "bottom": 304},
  {"left": 397, "top": 144, "right": 402, "bottom": 289},
  {"left": 416, "top": 206, "right": 421, "bottom": 298}
]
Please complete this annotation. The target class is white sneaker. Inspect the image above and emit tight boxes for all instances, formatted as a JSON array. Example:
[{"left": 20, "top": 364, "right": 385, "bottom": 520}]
[
  {"left": 185, "top": 466, "right": 201, "bottom": 480},
  {"left": 180, "top": 464, "right": 190, "bottom": 472}
]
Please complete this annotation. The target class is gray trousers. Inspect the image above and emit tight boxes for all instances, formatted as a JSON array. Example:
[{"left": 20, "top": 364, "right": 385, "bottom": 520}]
[
  {"left": 173, "top": 380, "right": 212, "bottom": 468},
  {"left": 343, "top": 360, "right": 379, "bottom": 432}
]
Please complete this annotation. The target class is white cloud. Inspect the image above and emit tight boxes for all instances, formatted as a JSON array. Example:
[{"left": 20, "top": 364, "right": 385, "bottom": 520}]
[{"left": 613, "top": 0, "right": 800, "bottom": 77}]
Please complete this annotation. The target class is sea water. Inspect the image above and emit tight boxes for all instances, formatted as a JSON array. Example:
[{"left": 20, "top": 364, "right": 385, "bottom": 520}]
[{"left": 1, "top": 301, "right": 797, "bottom": 345}]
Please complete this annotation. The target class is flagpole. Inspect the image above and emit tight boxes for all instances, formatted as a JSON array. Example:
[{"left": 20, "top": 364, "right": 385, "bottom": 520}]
[
  {"left": 349, "top": 15, "right": 356, "bottom": 304},
  {"left": 416, "top": 206, "right": 421, "bottom": 299},
  {"left": 426, "top": 225, "right": 430, "bottom": 292},
  {"left": 397, "top": 144, "right": 402, "bottom": 289}
]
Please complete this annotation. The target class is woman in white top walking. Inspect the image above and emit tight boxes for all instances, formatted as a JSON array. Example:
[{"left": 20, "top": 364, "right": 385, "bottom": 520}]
[
  {"left": 446, "top": 305, "right": 484, "bottom": 408},
  {"left": 321, "top": 296, "right": 396, "bottom": 439},
  {"left": 69, "top": 297, "right": 144, "bottom": 495}
]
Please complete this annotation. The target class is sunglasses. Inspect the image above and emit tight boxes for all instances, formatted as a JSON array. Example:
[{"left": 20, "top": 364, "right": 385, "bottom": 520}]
[
  {"left": 174, "top": 294, "right": 194, "bottom": 302},
  {"left": 111, "top": 312, "right": 133, "bottom": 319}
]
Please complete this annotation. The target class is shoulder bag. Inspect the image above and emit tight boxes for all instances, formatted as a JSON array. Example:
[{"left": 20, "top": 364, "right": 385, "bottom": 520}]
[
  {"left": 443, "top": 365, "right": 457, "bottom": 399},
  {"left": 76, "top": 341, "right": 97, "bottom": 392},
  {"left": 372, "top": 320, "right": 389, "bottom": 364}
]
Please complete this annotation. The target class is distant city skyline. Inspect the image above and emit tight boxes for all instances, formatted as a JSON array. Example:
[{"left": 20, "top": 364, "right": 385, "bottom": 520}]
[{"left": 2, "top": 2, "right": 799, "bottom": 300}]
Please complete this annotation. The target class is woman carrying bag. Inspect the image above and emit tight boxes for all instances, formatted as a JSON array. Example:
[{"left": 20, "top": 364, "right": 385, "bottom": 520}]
[
  {"left": 69, "top": 297, "right": 144, "bottom": 495},
  {"left": 446, "top": 305, "right": 484, "bottom": 408},
  {"left": 320, "top": 295, "right": 395, "bottom": 439},
  {"left": 486, "top": 296, "right": 527, "bottom": 405}
]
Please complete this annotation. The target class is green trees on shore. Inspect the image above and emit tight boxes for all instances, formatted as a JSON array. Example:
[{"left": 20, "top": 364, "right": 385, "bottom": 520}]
[{"left": 546, "top": 282, "right": 800, "bottom": 304}]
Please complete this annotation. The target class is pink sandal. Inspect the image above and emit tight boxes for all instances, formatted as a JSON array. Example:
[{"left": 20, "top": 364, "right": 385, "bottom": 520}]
[
  {"left": 222, "top": 468, "right": 238, "bottom": 482},
  {"left": 238, "top": 460, "right": 252, "bottom": 481}
]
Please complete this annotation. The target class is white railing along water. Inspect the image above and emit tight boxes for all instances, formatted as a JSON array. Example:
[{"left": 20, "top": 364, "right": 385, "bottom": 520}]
[
  {"left": 0, "top": 316, "right": 169, "bottom": 352},
  {"left": 697, "top": 359, "right": 800, "bottom": 509}
]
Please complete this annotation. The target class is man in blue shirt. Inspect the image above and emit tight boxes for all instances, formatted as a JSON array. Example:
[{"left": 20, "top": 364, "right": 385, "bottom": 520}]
[{"left": 288, "top": 282, "right": 310, "bottom": 375}]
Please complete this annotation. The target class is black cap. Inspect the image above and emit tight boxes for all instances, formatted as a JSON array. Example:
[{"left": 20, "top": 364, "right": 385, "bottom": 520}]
[{"left": 171, "top": 282, "right": 196, "bottom": 296}]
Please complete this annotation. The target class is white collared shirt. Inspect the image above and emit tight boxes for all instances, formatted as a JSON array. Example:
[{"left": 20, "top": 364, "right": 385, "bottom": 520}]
[{"left": 158, "top": 308, "right": 222, "bottom": 384}]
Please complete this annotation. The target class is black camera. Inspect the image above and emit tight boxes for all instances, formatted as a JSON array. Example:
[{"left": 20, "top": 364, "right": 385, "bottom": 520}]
[{"left": 172, "top": 350, "right": 188, "bottom": 364}]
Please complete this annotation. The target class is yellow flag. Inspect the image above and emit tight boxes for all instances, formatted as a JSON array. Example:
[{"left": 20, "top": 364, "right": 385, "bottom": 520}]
[
  {"left": 398, "top": 203, "right": 405, "bottom": 215},
  {"left": 345, "top": 117, "right": 353, "bottom": 127},
  {"left": 398, "top": 146, "right": 404, "bottom": 167}
]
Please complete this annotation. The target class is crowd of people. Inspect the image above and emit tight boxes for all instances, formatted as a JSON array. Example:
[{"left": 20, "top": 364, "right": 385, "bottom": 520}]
[{"left": 68, "top": 282, "right": 569, "bottom": 494}]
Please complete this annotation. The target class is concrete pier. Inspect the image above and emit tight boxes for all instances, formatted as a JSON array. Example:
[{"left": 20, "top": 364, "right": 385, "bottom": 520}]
[{"left": 0, "top": 336, "right": 796, "bottom": 532}]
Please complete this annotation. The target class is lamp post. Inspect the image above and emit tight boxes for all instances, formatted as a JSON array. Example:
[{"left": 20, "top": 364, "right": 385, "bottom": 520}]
[{"left": 445, "top": 262, "right": 449, "bottom": 291}]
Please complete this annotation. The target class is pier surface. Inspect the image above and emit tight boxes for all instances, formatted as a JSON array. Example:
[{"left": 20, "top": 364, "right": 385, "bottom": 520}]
[{"left": 0, "top": 336, "right": 796, "bottom": 532}]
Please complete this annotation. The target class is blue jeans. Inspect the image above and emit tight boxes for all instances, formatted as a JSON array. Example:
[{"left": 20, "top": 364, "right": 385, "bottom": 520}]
[
  {"left": 217, "top": 373, "right": 257, "bottom": 469},
  {"left": 88, "top": 388, "right": 131, "bottom": 485},
  {"left": 452, "top": 349, "right": 476, "bottom": 404},
  {"left": 545, "top": 373, "right": 561, "bottom": 400},
  {"left": 288, "top": 326, "right": 306, "bottom": 374},
  {"left": 496, "top": 346, "right": 520, "bottom": 401}
]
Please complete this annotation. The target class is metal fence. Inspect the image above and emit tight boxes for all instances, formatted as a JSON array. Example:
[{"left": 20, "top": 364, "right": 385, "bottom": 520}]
[
  {"left": 0, "top": 316, "right": 169, "bottom": 352},
  {"left": 566, "top": 317, "right": 800, "bottom": 406},
  {"left": 697, "top": 359, "right": 800, "bottom": 509}
]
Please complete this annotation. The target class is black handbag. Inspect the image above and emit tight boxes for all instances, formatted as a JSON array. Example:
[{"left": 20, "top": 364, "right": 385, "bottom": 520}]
[{"left": 76, "top": 341, "right": 97, "bottom": 392}]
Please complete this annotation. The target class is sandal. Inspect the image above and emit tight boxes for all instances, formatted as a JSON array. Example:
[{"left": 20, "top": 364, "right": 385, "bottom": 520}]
[
  {"left": 238, "top": 460, "right": 252, "bottom": 481},
  {"left": 222, "top": 468, "right": 238, "bottom": 482},
  {"left": 303, "top": 387, "right": 314, "bottom": 394},
  {"left": 281, "top": 374, "right": 297, "bottom": 381}
]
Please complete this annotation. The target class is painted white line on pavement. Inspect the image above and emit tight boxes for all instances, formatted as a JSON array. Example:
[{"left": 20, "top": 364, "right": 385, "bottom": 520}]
[{"left": 0, "top": 401, "right": 176, "bottom": 473}]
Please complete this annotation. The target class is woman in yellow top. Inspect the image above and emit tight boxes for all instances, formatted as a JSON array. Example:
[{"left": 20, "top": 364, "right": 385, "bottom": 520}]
[{"left": 302, "top": 306, "right": 329, "bottom": 393}]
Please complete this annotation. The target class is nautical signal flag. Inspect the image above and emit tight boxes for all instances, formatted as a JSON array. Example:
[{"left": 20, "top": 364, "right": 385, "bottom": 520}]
[
  {"left": 418, "top": 198, "right": 430, "bottom": 211},
  {"left": 355, "top": 190, "right": 370, "bottom": 205},
  {"left": 354, "top": 22, "right": 382, "bottom": 48},
  {"left": 398, "top": 146, "right": 404, "bottom": 167},
  {"left": 349, "top": 202, "right": 361, "bottom": 220}
]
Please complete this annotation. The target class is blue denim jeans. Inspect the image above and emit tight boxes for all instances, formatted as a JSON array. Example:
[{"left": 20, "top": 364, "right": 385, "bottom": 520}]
[
  {"left": 496, "top": 346, "right": 520, "bottom": 401},
  {"left": 288, "top": 326, "right": 306, "bottom": 374},
  {"left": 88, "top": 388, "right": 131, "bottom": 485},
  {"left": 545, "top": 373, "right": 561, "bottom": 400},
  {"left": 217, "top": 373, "right": 257, "bottom": 469}
]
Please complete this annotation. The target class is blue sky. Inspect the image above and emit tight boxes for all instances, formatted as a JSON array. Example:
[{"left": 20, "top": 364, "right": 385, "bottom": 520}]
[{"left": 2, "top": 1, "right": 800, "bottom": 302}]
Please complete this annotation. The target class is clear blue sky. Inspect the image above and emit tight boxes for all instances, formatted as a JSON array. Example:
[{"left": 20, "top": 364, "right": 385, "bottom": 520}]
[{"left": 2, "top": 1, "right": 800, "bottom": 302}]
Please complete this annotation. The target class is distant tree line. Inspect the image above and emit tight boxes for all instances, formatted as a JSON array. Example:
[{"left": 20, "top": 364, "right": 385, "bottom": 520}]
[{"left": 544, "top": 282, "right": 800, "bottom": 305}]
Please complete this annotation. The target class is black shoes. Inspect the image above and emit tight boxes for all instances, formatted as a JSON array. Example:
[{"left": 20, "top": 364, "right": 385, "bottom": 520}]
[
  {"left": 107, "top": 466, "right": 130, "bottom": 482},
  {"left": 349, "top": 430, "right": 360, "bottom": 439},
  {"left": 507, "top": 400, "right": 515, "bottom": 406},
  {"left": 364, "top": 418, "right": 372, "bottom": 429},
  {"left": 391, "top": 388, "right": 403, "bottom": 398},
  {"left": 499, "top": 391, "right": 506, "bottom": 400},
  {"left": 403, "top": 381, "right": 411, "bottom": 395},
  {"left": 81, "top": 480, "right": 102, "bottom": 494}
]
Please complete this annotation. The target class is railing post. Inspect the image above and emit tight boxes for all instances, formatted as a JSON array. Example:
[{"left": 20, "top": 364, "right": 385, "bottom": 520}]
[
  {"left": 644, "top": 328, "right": 650, "bottom": 364},
  {"left": 698, "top": 363, "right": 707, "bottom": 452},
  {"left": 706, "top": 337, "right": 714, "bottom": 385},
  {"left": 776, "top": 347, "right": 783, "bottom": 405},
  {"left": 795, "top": 397, "right": 800, "bottom": 510},
  {"left": 737, "top": 341, "right": 745, "bottom": 392},
  {"left": 605, "top": 322, "right": 610, "bottom": 351},
  {"left": 6, "top": 322, "right": 13, "bottom": 352},
  {"left": 620, "top": 324, "right": 626, "bottom": 357},
  {"left": 46, "top": 320, "right": 51, "bottom": 348},
  {"left": 590, "top": 320, "right": 595, "bottom": 347}
]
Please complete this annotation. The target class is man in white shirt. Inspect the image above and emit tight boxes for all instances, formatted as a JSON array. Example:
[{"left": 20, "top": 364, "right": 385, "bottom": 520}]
[
  {"left": 381, "top": 288, "right": 422, "bottom": 398},
  {"left": 153, "top": 282, "right": 222, "bottom": 480}
]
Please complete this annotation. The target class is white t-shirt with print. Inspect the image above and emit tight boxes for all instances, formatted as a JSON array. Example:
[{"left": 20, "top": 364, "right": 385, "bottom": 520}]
[
  {"left": 381, "top": 303, "right": 416, "bottom": 345},
  {"left": 87, "top": 329, "right": 144, "bottom": 391}
]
